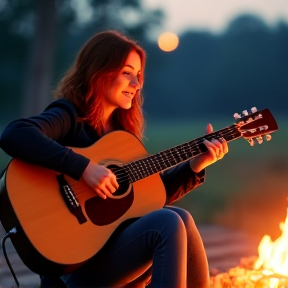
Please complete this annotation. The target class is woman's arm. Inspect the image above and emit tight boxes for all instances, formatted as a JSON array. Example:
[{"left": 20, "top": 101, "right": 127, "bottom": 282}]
[
  {"left": 160, "top": 123, "right": 228, "bottom": 204},
  {"left": 0, "top": 99, "right": 90, "bottom": 180},
  {"left": 160, "top": 161, "right": 205, "bottom": 204}
]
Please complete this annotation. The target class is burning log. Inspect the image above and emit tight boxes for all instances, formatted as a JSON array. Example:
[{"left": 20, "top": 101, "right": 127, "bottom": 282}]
[
  {"left": 210, "top": 209, "right": 288, "bottom": 288},
  {"left": 210, "top": 258, "right": 288, "bottom": 288}
]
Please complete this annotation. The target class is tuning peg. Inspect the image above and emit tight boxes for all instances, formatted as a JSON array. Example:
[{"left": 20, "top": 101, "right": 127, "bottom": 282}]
[
  {"left": 247, "top": 138, "right": 255, "bottom": 146},
  {"left": 233, "top": 113, "right": 241, "bottom": 119},
  {"left": 242, "top": 110, "right": 248, "bottom": 116},
  {"left": 259, "top": 125, "right": 268, "bottom": 131},
  {"left": 251, "top": 107, "right": 257, "bottom": 113},
  {"left": 256, "top": 136, "right": 263, "bottom": 144},
  {"left": 265, "top": 134, "right": 272, "bottom": 141}
]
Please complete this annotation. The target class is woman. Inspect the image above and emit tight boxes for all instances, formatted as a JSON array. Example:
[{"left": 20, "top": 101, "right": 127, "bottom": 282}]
[{"left": 0, "top": 30, "right": 228, "bottom": 288}]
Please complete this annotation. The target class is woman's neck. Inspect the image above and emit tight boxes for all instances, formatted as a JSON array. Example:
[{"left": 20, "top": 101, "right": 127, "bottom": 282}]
[
  {"left": 103, "top": 121, "right": 114, "bottom": 134},
  {"left": 102, "top": 113, "right": 114, "bottom": 135}
]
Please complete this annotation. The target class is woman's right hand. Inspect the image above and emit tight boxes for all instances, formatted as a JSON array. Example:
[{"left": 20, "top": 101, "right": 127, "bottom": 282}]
[{"left": 81, "top": 162, "right": 119, "bottom": 199}]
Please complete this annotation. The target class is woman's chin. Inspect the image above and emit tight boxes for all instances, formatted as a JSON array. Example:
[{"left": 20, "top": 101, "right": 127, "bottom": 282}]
[{"left": 120, "top": 103, "right": 132, "bottom": 110}]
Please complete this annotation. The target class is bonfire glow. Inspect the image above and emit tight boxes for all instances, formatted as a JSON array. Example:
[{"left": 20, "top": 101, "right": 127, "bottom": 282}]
[
  {"left": 210, "top": 208, "right": 288, "bottom": 288},
  {"left": 254, "top": 209, "right": 288, "bottom": 277}
]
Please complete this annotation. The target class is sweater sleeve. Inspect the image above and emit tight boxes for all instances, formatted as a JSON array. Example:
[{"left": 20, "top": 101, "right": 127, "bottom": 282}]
[
  {"left": 0, "top": 99, "right": 90, "bottom": 180},
  {"left": 160, "top": 161, "right": 205, "bottom": 205}
]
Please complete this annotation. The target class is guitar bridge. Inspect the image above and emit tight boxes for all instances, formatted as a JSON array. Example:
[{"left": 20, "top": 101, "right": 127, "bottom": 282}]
[{"left": 56, "top": 174, "right": 87, "bottom": 225}]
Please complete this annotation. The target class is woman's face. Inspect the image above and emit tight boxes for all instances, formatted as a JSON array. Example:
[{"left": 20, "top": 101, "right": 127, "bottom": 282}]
[{"left": 103, "top": 50, "right": 141, "bottom": 112}]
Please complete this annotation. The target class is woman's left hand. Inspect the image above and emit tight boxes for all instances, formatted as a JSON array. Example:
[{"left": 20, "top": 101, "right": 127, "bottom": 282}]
[{"left": 189, "top": 123, "right": 229, "bottom": 173}]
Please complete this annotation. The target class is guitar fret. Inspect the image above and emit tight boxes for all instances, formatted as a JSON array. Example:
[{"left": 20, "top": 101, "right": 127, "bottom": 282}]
[
  {"left": 153, "top": 155, "right": 164, "bottom": 171},
  {"left": 167, "top": 148, "right": 177, "bottom": 166},
  {"left": 144, "top": 158, "right": 158, "bottom": 174},
  {"left": 125, "top": 163, "right": 138, "bottom": 182},
  {"left": 124, "top": 124, "right": 246, "bottom": 183},
  {"left": 131, "top": 162, "right": 144, "bottom": 180},
  {"left": 184, "top": 142, "right": 196, "bottom": 158},
  {"left": 159, "top": 150, "right": 173, "bottom": 169}
]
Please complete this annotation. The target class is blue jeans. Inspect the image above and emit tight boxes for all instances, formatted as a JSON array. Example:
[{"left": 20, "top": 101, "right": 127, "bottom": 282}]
[{"left": 52, "top": 206, "right": 209, "bottom": 288}]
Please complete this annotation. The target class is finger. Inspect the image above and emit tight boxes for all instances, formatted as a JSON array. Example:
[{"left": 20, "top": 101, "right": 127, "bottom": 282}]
[
  {"left": 94, "top": 188, "right": 108, "bottom": 199},
  {"left": 109, "top": 171, "right": 119, "bottom": 190},
  {"left": 105, "top": 181, "right": 117, "bottom": 194},
  {"left": 221, "top": 138, "right": 229, "bottom": 154},
  {"left": 206, "top": 123, "right": 213, "bottom": 134},
  {"left": 206, "top": 145, "right": 218, "bottom": 161},
  {"left": 211, "top": 139, "right": 222, "bottom": 155},
  {"left": 203, "top": 140, "right": 218, "bottom": 160},
  {"left": 216, "top": 137, "right": 228, "bottom": 155},
  {"left": 204, "top": 139, "right": 226, "bottom": 160},
  {"left": 205, "top": 138, "right": 221, "bottom": 156},
  {"left": 99, "top": 185, "right": 114, "bottom": 198},
  {"left": 94, "top": 178, "right": 114, "bottom": 198},
  {"left": 203, "top": 139, "right": 215, "bottom": 148}
]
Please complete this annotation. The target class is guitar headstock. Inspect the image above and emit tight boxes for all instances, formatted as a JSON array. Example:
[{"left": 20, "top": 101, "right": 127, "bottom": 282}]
[{"left": 234, "top": 107, "right": 278, "bottom": 146}]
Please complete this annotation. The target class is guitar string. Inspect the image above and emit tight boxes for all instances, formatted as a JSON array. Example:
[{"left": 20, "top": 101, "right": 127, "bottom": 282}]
[
  {"left": 71, "top": 126, "right": 250, "bottom": 196},
  {"left": 74, "top": 119, "right": 266, "bottom": 195},
  {"left": 68, "top": 126, "right": 231, "bottom": 196},
  {"left": 114, "top": 127, "right": 238, "bottom": 182},
  {"left": 113, "top": 127, "right": 240, "bottom": 184}
]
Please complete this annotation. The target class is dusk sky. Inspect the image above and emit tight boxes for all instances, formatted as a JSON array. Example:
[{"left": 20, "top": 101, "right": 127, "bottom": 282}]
[{"left": 144, "top": 0, "right": 288, "bottom": 34}]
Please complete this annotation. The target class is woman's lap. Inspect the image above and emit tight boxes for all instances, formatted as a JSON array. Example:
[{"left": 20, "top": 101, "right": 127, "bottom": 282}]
[
  {"left": 63, "top": 207, "right": 187, "bottom": 287},
  {"left": 41, "top": 206, "right": 207, "bottom": 288}
]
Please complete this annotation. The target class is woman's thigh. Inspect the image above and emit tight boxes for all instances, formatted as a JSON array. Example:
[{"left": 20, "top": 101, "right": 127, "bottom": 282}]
[
  {"left": 165, "top": 206, "right": 209, "bottom": 288},
  {"left": 65, "top": 208, "right": 187, "bottom": 288}
]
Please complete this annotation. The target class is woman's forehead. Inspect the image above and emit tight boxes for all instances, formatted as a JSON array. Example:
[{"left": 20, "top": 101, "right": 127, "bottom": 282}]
[{"left": 124, "top": 50, "right": 142, "bottom": 72}]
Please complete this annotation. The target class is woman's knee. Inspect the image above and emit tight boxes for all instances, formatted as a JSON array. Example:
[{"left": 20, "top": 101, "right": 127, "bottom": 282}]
[
  {"left": 150, "top": 209, "right": 186, "bottom": 236},
  {"left": 165, "top": 206, "right": 196, "bottom": 228}
]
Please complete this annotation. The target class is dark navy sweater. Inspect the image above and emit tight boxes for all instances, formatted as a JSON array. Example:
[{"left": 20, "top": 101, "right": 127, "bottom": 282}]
[{"left": 0, "top": 99, "right": 205, "bottom": 204}]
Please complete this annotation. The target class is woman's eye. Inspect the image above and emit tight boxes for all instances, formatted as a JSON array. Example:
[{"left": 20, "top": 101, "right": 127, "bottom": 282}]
[{"left": 123, "top": 71, "right": 131, "bottom": 75}]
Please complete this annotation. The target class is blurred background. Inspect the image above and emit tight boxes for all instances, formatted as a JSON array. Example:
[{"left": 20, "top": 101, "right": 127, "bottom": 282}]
[{"left": 0, "top": 0, "right": 287, "bottom": 242}]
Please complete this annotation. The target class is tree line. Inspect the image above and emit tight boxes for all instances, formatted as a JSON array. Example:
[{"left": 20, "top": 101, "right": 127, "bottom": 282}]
[{"left": 0, "top": 1, "right": 287, "bottom": 125}]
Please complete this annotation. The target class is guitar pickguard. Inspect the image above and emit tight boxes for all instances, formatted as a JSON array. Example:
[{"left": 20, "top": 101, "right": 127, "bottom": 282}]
[{"left": 84, "top": 187, "right": 134, "bottom": 226}]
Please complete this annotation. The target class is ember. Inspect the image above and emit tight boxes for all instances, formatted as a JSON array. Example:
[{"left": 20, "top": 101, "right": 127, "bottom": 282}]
[{"left": 210, "top": 209, "right": 288, "bottom": 288}]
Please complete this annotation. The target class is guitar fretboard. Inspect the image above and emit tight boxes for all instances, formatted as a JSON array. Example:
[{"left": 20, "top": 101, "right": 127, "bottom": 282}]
[{"left": 123, "top": 124, "right": 241, "bottom": 183}]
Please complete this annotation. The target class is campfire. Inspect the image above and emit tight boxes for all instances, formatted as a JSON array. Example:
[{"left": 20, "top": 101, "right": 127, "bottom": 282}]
[{"left": 210, "top": 208, "right": 288, "bottom": 288}]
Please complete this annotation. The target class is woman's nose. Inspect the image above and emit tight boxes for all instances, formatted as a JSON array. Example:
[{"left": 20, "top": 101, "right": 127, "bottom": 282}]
[{"left": 130, "top": 76, "right": 140, "bottom": 89}]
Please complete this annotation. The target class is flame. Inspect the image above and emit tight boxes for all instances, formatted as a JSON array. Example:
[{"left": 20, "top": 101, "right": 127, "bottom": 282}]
[
  {"left": 210, "top": 209, "right": 288, "bottom": 287},
  {"left": 254, "top": 208, "right": 288, "bottom": 277}
]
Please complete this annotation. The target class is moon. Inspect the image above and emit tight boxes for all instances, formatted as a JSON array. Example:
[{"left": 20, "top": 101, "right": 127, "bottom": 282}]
[{"left": 158, "top": 32, "right": 179, "bottom": 52}]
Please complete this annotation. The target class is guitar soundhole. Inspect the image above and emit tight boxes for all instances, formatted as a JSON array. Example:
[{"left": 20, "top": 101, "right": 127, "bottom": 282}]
[
  {"left": 108, "top": 165, "right": 130, "bottom": 196},
  {"left": 84, "top": 164, "right": 134, "bottom": 226}
]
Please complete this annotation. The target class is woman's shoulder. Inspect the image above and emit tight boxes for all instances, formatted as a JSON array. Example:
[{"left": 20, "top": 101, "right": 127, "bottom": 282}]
[{"left": 44, "top": 98, "right": 84, "bottom": 118}]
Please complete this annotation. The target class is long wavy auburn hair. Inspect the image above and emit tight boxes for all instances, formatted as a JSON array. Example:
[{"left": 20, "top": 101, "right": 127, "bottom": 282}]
[{"left": 53, "top": 30, "right": 146, "bottom": 139}]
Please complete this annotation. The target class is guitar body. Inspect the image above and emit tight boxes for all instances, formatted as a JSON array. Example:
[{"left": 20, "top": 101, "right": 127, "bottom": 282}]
[{"left": 0, "top": 131, "right": 167, "bottom": 276}]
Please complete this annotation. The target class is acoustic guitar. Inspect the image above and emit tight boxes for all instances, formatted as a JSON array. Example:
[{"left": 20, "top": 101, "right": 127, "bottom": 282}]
[{"left": 0, "top": 107, "right": 278, "bottom": 276}]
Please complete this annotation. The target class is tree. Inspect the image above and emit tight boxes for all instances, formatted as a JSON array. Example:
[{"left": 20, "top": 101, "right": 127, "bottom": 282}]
[
  {"left": 22, "top": 0, "right": 57, "bottom": 117},
  {"left": 0, "top": 0, "right": 164, "bottom": 119}
]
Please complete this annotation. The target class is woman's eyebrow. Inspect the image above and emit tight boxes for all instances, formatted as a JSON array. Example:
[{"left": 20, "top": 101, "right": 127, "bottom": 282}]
[
  {"left": 124, "top": 64, "right": 141, "bottom": 74},
  {"left": 124, "top": 64, "right": 134, "bottom": 69}
]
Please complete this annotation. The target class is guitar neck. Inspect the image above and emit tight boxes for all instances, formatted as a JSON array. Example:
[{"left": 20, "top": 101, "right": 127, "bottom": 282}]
[{"left": 124, "top": 124, "right": 241, "bottom": 183}]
